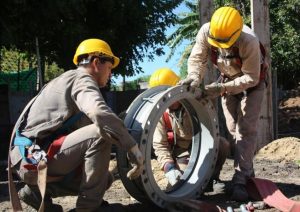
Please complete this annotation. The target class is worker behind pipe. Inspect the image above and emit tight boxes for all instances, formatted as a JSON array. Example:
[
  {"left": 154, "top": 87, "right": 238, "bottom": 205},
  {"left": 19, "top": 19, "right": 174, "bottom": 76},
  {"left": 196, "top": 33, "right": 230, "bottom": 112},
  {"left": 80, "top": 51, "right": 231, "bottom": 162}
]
[
  {"left": 9, "top": 38, "right": 143, "bottom": 211},
  {"left": 149, "top": 68, "right": 229, "bottom": 189},
  {"left": 179, "top": 6, "right": 268, "bottom": 201}
]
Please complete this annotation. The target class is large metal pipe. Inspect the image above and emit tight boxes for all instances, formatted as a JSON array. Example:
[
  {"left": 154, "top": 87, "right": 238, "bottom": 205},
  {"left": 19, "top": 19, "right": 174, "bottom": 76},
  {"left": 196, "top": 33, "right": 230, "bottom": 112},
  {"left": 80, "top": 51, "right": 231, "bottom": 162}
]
[{"left": 116, "top": 85, "right": 220, "bottom": 208}]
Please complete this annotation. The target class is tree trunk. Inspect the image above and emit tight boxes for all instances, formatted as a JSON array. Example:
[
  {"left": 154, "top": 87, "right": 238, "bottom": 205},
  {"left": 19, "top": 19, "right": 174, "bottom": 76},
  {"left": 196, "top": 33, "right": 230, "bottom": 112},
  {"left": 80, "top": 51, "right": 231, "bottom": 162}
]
[{"left": 251, "top": 0, "right": 274, "bottom": 149}]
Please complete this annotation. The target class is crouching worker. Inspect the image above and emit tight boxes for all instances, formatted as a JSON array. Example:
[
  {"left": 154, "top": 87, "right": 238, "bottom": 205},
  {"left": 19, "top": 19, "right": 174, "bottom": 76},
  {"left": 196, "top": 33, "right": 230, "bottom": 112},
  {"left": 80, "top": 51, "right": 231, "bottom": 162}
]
[
  {"left": 149, "top": 68, "right": 229, "bottom": 188},
  {"left": 8, "top": 38, "right": 144, "bottom": 211}
]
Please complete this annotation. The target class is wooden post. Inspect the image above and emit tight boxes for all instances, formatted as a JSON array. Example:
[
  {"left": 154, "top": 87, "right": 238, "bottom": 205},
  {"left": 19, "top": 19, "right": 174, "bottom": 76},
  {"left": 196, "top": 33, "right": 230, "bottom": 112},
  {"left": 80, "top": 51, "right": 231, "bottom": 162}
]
[
  {"left": 251, "top": 0, "right": 274, "bottom": 149},
  {"left": 198, "top": 0, "right": 216, "bottom": 86},
  {"left": 199, "top": 0, "right": 213, "bottom": 25}
]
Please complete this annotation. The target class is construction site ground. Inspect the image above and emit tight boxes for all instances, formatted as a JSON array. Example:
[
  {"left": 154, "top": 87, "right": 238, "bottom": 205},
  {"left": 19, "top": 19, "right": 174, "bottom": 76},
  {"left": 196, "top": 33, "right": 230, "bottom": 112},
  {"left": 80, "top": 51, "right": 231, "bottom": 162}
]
[{"left": 0, "top": 95, "right": 299, "bottom": 211}]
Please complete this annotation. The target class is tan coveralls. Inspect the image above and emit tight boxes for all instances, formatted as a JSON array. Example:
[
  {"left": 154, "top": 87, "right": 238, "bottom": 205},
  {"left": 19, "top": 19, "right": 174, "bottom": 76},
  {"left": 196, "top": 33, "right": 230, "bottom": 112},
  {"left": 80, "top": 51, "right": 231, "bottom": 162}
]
[
  {"left": 153, "top": 107, "right": 229, "bottom": 180},
  {"left": 188, "top": 23, "right": 265, "bottom": 185},
  {"left": 10, "top": 67, "right": 136, "bottom": 210},
  {"left": 153, "top": 108, "right": 193, "bottom": 170}
]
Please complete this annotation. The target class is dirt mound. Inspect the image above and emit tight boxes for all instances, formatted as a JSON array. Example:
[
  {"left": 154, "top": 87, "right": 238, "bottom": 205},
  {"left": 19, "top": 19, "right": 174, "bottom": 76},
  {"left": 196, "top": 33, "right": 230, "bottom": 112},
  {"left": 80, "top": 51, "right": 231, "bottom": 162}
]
[
  {"left": 256, "top": 137, "right": 300, "bottom": 162},
  {"left": 278, "top": 96, "right": 300, "bottom": 133}
]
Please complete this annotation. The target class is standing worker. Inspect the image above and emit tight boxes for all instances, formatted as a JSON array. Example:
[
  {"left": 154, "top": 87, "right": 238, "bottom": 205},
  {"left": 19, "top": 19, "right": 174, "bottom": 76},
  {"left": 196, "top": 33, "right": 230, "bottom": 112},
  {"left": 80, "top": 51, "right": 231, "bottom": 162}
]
[
  {"left": 9, "top": 38, "right": 144, "bottom": 211},
  {"left": 150, "top": 68, "right": 229, "bottom": 189},
  {"left": 180, "top": 6, "right": 268, "bottom": 202}
]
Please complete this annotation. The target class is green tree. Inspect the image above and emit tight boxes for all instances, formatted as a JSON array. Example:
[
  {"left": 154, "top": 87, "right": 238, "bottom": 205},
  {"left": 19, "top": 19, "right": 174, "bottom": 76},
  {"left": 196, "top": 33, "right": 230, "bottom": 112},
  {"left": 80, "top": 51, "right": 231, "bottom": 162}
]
[
  {"left": 137, "top": 75, "right": 151, "bottom": 83},
  {"left": 44, "top": 62, "right": 64, "bottom": 82},
  {"left": 0, "top": 0, "right": 182, "bottom": 82},
  {"left": 0, "top": 47, "right": 65, "bottom": 84},
  {"left": 166, "top": 1, "right": 200, "bottom": 78},
  {"left": 125, "top": 80, "right": 139, "bottom": 90},
  {"left": 269, "top": 0, "right": 300, "bottom": 89},
  {"left": 0, "top": 47, "right": 34, "bottom": 72},
  {"left": 111, "top": 75, "right": 151, "bottom": 91}
]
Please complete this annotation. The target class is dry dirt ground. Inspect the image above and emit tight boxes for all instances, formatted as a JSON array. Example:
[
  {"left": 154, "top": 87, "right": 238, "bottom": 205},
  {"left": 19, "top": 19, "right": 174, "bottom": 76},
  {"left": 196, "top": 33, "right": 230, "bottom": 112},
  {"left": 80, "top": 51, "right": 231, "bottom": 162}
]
[{"left": 0, "top": 96, "right": 299, "bottom": 212}]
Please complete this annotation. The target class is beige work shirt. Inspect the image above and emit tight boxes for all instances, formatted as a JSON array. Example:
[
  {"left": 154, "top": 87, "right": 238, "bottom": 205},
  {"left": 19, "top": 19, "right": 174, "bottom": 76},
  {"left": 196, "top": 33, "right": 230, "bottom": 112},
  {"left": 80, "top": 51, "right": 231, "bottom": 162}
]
[
  {"left": 153, "top": 108, "right": 193, "bottom": 169},
  {"left": 188, "top": 23, "right": 262, "bottom": 95},
  {"left": 10, "top": 67, "right": 136, "bottom": 166}
]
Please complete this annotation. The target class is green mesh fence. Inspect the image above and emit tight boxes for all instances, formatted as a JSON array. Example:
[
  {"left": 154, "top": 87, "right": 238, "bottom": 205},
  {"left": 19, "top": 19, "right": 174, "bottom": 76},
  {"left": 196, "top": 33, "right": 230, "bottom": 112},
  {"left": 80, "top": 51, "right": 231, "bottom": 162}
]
[{"left": 0, "top": 69, "right": 37, "bottom": 92}]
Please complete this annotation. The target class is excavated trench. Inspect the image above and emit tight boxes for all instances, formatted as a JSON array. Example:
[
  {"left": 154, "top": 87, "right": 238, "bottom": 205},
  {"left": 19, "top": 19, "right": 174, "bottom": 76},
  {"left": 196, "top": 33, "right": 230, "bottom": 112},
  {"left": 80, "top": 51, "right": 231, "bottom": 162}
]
[{"left": 116, "top": 85, "right": 220, "bottom": 208}]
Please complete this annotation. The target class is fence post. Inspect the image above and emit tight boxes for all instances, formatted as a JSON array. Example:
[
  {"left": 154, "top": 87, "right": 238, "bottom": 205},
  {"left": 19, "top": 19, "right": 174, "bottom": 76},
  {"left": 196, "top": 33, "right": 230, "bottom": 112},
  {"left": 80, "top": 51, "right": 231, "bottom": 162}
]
[{"left": 35, "top": 37, "right": 43, "bottom": 91}]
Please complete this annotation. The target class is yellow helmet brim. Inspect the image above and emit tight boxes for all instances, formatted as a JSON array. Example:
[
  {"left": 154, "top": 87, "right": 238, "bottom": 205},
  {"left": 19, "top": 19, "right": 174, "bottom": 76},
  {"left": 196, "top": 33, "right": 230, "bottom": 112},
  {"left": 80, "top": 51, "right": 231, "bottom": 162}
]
[{"left": 207, "top": 28, "right": 241, "bottom": 49}]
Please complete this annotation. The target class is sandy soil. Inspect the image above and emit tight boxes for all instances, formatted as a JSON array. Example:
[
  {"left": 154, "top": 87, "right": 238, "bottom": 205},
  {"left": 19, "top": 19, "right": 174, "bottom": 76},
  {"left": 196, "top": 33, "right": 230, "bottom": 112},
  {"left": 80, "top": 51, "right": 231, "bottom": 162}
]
[
  {"left": 1, "top": 139, "right": 299, "bottom": 212},
  {"left": 0, "top": 95, "right": 299, "bottom": 212}
]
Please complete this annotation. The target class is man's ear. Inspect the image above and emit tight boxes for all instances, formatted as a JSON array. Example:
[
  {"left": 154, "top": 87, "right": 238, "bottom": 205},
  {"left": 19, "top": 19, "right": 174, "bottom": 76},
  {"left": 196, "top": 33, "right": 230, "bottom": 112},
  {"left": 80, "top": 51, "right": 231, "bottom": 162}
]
[
  {"left": 91, "top": 57, "right": 99, "bottom": 68},
  {"left": 93, "top": 57, "right": 98, "bottom": 65}
]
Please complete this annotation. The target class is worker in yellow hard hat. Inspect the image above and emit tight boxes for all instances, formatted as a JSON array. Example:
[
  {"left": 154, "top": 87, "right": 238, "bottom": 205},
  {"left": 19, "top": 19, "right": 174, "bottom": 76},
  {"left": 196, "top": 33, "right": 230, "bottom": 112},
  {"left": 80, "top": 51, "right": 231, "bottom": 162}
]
[
  {"left": 150, "top": 68, "right": 229, "bottom": 189},
  {"left": 73, "top": 38, "right": 120, "bottom": 68},
  {"left": 148, "top": 67, "right": 180, "bottom": 88},
  {"left": 10, "top": 38, "right": 143, "bottom": 211},
  {"left": 179, "top": 6, "right": 269, "bottom": 201},
  {"left": 150, "top": 68, "right": 190, "bottom": 186}
]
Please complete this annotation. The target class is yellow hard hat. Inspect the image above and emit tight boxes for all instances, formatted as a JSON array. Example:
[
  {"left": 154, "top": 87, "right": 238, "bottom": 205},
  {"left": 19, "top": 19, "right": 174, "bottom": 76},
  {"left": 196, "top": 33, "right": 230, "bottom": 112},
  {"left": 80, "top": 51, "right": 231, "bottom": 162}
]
[
  {"left": 208, "top": 7, "right": 243, "bottom": 49},
  {"left": 73, "top": 38, "right": 120, "bottom": 68},
  {"left": 149, "top": 68, "right": 180, "bottom": 88}
]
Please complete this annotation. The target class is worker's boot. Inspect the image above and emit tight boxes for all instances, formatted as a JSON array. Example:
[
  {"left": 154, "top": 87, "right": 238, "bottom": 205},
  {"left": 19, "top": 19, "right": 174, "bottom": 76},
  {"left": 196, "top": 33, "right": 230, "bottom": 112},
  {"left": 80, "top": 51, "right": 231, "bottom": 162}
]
[
  {"left": 231, "top": 184, "right": 249, "bottom": 202},
  {"left": 69, "top": 201, "right": 126, "bottom": 212},
  {"left": 19, "top": 184, "right": 63, "bottom": 211}
]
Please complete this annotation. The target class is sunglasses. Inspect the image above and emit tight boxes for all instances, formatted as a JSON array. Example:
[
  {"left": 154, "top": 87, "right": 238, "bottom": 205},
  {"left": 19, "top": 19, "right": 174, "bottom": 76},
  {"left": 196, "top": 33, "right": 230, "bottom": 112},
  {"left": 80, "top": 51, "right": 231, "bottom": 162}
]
[
  {"left": 99, "top": 56, "right": 114, "bottom": 65},
  {"left": 208, "top": 28, "right": 240, "bottom": 44}
]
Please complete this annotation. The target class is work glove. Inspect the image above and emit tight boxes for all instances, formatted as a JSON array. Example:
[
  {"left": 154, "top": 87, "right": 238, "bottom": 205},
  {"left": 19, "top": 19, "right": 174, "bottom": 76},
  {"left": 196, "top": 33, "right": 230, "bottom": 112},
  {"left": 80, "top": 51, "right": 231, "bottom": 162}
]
[
  {"left": 165, "top": 168, "right": 182, "bottom": 186},
  {"left": 204, "top": 82, "right": 226, "bottom": 99},
  {"left": 127, "top": 144, "right": 144, "bottom": 180},
  {"left": 164, "top": 162, "right": 182, "bottom": 186},
  {"left": 178, "top": 73, "right": 201, "bottom": 91}
]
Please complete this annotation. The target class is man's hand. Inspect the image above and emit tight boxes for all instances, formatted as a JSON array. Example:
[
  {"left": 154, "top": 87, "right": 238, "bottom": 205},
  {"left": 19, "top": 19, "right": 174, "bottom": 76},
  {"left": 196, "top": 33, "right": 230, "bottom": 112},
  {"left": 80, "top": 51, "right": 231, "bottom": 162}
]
[
  {"left": 163, "top": 162, "right": 182, "bottom": 186},
  {"left": 165, "top": 168, "right": 182, "bottom": 186},
  {"left": 178, "top": 74, "right": 201, "bottom": 91},
  {"left": 204, "top": 82, "right": 226, "bottom": 98},
  {"left": 127, "top": 144, "right": 144, "bottom": 180}
]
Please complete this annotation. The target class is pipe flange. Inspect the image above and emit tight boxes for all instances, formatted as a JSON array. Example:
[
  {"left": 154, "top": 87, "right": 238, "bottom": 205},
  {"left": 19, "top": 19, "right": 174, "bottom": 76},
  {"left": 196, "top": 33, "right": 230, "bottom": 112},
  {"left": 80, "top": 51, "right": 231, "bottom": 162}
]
[{"left": 117, "top": 85, "right": 219, "bottom": 208}]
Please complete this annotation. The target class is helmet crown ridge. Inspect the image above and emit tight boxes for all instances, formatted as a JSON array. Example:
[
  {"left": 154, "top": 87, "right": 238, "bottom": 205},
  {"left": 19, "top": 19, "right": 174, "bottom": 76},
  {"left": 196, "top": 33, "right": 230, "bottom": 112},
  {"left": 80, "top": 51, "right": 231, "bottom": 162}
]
[
  {"left": 208, "top": 6, "right": 243, "bottom": 49},
  {"left": 149, "top": 68, "right": 180, "bottom": 88}
]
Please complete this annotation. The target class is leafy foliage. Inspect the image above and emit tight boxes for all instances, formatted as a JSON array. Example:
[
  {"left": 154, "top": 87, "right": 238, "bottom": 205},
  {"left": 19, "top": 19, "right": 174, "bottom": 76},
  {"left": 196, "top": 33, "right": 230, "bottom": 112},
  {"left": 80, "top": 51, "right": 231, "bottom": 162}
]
[
  {"left": 0, "top": 0, "right": 182, "bottom": 79},
  {"left": 111, "top": 75, "right": 151, "bottom": 91},
  {"left": 0, "top": 47, "right": 34, "bottom": 72},
  {"left": 44, "top": 62, "right": 64, "bottom": 82},
  {"left": 137, "top": 75, "right": 151, "bottom": 83},
  {"left": 166, "top": 1, "right": 199, "bottom": 77},
  {"left": 0, "top": 47, "right": 64, "bottom": 84},
  {"left": 269, "top": 0, "right": 300, "bottom": 89},
  {"left": 166, "top": 1, "right": 200, "bottom": 62},
  {"left": 123, "top": 80, "right": 140, "bottom": 91}
]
